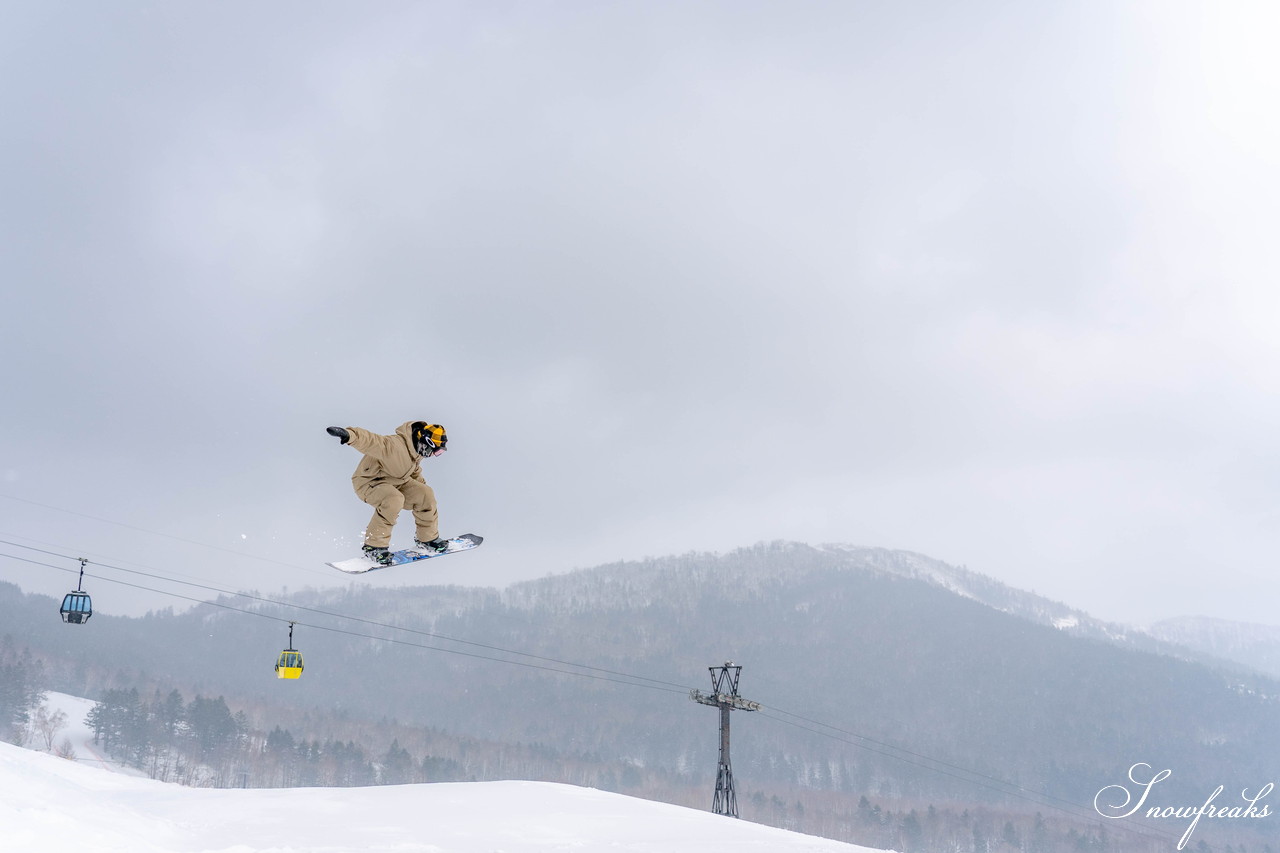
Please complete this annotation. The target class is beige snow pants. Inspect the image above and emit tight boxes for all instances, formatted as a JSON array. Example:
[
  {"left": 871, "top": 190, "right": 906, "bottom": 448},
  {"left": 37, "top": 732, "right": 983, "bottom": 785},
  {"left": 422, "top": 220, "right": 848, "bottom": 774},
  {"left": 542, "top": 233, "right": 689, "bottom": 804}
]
[{"left": 358, "top": 481, "right": 439, "bottom": 548}]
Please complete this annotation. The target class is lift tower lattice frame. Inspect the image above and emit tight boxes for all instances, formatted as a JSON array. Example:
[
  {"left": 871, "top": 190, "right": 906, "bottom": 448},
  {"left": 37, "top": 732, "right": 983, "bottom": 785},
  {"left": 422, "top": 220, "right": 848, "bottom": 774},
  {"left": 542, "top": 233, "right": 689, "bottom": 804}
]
[{"left": 691, "top": 661, "right": 760, "bottom": 818}]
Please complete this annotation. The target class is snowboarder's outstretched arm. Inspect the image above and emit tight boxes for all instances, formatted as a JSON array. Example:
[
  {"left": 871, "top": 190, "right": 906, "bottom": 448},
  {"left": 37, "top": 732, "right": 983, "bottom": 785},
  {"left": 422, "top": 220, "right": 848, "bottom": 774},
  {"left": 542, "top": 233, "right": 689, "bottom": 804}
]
[{"left": 333, "top": 426, "right": 407, "bottom": 467}]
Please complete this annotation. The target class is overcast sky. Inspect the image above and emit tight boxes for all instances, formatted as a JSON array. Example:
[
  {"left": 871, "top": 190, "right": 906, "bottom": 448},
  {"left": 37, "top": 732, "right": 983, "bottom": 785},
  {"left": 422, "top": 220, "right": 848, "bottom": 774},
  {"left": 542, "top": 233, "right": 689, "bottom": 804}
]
[{"left": 2, "top": 1, "right": 1278, "bottom": 627}]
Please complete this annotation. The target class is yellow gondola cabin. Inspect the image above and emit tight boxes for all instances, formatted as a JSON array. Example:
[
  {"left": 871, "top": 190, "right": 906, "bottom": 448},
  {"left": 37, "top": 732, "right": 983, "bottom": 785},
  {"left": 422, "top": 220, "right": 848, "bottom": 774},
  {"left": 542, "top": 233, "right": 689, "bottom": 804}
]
[
  {"left": 275, "top": 622, "right": 304, "bottom": 679},
  {"left": 275, "top": 649, "right": 304, "bottom": 679}
]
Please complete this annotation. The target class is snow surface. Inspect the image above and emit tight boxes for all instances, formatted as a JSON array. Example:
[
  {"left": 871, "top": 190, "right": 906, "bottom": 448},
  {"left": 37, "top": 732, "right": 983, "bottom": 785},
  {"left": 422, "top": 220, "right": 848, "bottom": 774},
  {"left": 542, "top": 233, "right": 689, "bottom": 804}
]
[{"left": 4, "top": 694, "right": 882, "bottom": 853}]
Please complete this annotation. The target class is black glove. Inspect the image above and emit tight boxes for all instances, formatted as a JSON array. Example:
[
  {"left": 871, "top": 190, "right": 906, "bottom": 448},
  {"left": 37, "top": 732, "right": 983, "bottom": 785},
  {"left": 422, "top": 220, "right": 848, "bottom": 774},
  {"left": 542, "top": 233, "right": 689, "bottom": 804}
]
[{"left": 326, "top": 426, "right": 350, "bottom": 445}]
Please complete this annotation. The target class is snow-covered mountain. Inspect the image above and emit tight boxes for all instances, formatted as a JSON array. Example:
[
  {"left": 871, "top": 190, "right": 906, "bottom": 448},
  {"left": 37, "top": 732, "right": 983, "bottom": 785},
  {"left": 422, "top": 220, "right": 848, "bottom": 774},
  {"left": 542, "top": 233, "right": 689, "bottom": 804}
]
[
  {"left": 653, "top": 542, "right": 1165, "bottom": 656},
  {"left": 513, "top": 541, "right": 1143, "bottom": 645},
  {"left": 2, "top": 734, "right": 880, "bottom": 853},
  {"left": 816, "top": 544, "right": 1267, "bottom": 662},
  {"left": 1145, "top": 615, "right": 1280, "bottom": 679}
]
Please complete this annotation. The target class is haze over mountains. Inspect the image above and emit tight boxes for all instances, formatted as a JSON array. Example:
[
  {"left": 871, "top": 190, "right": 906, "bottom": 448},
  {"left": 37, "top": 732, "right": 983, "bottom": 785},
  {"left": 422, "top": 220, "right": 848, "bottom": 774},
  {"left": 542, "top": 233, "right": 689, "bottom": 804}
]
[
  {"left": 4, "top": 541, "right": 1277, "bottom": 852},
  {"left": 1145, "top": 614, "right": 1280, "bottom": 680}
]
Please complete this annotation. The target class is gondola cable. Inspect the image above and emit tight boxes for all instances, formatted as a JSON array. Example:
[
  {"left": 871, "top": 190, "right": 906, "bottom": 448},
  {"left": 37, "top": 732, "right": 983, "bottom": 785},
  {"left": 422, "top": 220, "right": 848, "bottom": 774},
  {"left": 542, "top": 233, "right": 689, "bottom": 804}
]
[
  {"left": 0, "top": 550, "right": 693, "bottom": 695},
  {"left": 0, "top": 538, "right": 692, "bottom": 693}
]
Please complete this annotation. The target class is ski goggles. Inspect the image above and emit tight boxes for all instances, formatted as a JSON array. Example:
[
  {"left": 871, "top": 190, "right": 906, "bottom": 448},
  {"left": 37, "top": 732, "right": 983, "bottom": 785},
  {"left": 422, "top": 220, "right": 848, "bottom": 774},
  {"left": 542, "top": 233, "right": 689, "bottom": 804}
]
[{"left": 414, "top": 423, "right": 448, "bottom": 457}]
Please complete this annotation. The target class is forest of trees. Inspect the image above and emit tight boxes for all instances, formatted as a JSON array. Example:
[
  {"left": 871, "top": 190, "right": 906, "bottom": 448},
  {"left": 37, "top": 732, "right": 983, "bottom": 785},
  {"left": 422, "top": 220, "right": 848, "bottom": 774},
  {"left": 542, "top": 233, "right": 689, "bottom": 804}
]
[
  {"left": 0, "top": 636, "right": 46, "bottom": 744},
  {"left": 78, "top": 686, "right": 466, "bottom": 788}
]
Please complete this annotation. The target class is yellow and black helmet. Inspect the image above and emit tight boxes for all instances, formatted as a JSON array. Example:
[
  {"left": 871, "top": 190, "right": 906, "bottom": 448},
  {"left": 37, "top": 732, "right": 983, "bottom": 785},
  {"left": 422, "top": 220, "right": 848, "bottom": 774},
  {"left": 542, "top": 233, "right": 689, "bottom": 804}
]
[{"left": 412, "top": 422, "right": 447, "bottom": 457}]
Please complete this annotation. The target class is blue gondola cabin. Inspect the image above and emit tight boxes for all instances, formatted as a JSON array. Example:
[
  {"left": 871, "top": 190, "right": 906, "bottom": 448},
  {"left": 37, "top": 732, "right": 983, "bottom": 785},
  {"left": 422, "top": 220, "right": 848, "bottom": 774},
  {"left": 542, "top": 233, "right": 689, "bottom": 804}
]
[{"left": 60, "top": 592, "right": 92, "bottom": 624}]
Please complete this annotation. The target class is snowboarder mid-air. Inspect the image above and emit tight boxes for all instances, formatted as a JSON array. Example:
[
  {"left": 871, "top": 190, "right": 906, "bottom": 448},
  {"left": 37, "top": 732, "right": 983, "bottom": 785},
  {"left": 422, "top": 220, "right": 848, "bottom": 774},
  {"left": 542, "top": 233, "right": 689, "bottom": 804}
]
[{"left": 326, "top": 421, "right": 449, "bottom": 566}]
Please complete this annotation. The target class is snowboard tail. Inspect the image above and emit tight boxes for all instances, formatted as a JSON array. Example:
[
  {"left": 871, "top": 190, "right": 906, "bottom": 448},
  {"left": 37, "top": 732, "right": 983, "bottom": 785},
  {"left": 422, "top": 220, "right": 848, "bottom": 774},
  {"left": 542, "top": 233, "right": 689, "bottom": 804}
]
[{"left": 327, "top": 533, "right": 483, "bottom": 574}]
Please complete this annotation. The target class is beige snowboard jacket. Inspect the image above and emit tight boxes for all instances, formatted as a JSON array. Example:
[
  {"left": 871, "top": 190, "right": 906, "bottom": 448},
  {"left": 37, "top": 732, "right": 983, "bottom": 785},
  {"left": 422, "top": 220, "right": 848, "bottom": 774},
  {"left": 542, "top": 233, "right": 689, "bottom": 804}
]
[{"left": 344, "top": 421, "right": 426, "bottom": 496}]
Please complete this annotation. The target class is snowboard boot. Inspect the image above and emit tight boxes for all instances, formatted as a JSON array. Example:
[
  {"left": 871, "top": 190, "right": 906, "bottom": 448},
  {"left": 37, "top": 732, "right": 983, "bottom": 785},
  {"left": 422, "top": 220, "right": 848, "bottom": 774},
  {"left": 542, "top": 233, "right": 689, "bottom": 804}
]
[
  {"left": 414, "top": 537, "right": 450, "bottom": 553},
  {"left": 362, "top": 545, "right": 394, "bottom": 566}
]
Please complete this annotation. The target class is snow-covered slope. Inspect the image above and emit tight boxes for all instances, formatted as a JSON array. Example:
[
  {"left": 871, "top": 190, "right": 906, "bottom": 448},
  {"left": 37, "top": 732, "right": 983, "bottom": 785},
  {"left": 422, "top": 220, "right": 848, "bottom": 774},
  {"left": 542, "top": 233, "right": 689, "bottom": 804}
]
[
  {"left": 0, "top": 737, "right": 882, "bottom": 853},
  {"left": 34, "top": 691, "right": 150, "bottom": 779}
]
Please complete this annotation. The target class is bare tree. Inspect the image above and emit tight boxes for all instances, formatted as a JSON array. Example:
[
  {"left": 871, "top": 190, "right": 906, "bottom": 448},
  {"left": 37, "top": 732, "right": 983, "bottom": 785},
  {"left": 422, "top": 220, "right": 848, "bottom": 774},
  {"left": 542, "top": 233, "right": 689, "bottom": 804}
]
[{"left": 33, "top": 703, "right": 68, "bottom": 752}]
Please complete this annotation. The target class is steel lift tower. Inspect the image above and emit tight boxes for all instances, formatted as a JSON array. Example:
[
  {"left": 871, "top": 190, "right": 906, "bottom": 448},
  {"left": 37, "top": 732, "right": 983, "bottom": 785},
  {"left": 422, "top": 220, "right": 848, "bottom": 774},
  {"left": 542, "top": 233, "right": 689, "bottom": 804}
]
[{"left": 691, "top": 661, "right": 761, "bottom": 817}]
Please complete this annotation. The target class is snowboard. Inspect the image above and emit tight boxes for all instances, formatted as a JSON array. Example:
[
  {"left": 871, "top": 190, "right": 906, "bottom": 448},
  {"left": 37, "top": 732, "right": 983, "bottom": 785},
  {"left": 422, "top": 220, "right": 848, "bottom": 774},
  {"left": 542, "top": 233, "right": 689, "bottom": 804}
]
[{"left": 326, "top": 533, "right": 484, "bottom": 574}]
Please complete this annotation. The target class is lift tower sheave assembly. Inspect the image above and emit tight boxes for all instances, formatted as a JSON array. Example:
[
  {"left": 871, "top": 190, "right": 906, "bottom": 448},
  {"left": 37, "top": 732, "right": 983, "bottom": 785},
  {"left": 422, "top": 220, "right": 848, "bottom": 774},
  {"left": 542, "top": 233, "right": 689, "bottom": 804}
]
[{"left": 691, "top": 661, "right": 760, "bottom": 818}]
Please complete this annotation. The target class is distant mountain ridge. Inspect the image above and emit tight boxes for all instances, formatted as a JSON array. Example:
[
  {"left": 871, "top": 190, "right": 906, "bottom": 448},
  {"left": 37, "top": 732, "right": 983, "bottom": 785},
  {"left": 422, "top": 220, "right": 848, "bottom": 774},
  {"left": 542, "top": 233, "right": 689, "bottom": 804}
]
[
  {"left": 296, "top": 538, "right": 1276, "bottom": 689},
  {"left": 1145, "top": 614, "right": 1280, "bottom": 680},
  {"left": 817, "top": 544, "right": 1122, "bottom": 635},
  {"left": 794, "top": 543, "right": 1278, "bottom": 675},
  {"left": 505, "top": 541, "right": 1158, "bottom": 650}
]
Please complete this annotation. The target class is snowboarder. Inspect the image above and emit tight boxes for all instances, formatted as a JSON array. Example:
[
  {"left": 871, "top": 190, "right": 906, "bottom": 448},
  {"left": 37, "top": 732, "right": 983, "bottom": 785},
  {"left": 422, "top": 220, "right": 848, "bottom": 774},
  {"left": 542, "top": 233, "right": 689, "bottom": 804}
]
[{"left": 326, "top": 421, "right": 449, "bottom": 566}]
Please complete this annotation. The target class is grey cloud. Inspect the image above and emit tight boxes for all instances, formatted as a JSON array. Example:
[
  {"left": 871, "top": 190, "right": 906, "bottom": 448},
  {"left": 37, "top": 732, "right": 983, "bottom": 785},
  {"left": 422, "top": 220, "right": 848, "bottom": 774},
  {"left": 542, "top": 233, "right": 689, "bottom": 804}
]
[{"left": 2, "top": 1, "right": 1278, "bottom": 627}]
